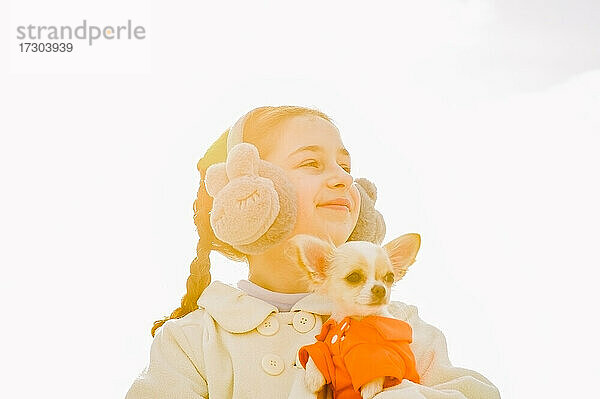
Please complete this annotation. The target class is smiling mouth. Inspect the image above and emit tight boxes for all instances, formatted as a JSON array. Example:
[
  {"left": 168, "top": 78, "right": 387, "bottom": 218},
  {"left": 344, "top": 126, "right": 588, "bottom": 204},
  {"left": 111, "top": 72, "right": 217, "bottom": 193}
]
[{"left": 317, "top": 204, "right": 350, "bottom": 211}]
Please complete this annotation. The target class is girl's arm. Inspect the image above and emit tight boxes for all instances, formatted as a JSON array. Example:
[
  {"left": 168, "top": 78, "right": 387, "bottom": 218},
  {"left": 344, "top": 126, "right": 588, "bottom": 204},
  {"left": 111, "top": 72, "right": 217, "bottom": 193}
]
[{"left": 125, "top": 318, "right": 209, "bottom": 399}]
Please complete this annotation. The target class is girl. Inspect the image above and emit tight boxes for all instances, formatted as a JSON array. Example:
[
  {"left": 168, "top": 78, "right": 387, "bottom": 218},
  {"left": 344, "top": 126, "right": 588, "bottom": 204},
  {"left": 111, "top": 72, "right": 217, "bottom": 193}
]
[{"left": 125, "top": 106, "right": 500, "bottom": 399}]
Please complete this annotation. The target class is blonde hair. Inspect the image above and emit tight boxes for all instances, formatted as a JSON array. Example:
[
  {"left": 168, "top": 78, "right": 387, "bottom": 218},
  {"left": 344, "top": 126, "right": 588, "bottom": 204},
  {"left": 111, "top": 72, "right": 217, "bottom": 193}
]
[{"left": 151, "top": 105, "right": 333, "bottom": 336}]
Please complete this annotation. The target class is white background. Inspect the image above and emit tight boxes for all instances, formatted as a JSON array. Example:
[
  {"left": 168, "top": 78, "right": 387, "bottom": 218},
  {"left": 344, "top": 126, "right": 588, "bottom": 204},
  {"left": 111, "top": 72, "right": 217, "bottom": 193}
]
[{"left": 1, "top": 1, "right": 599, "bottom": 398}]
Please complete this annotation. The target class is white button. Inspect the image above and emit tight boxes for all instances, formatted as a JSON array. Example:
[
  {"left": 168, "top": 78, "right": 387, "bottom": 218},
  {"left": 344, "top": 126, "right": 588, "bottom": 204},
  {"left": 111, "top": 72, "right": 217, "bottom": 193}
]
[
  {"left": 331, "top": 334, "right": 338, "bottom": 344},
  {"left": 261, "top": 353, "right": 284, "bottom": 375},
  {"left": 341, "top": 322, "right": 348, "bottom": 330},
  {"left": 341, "top": 336, "right": 346, "bottom": 341},
  {"left": 257, "top": 315, "right": 279, "bottom": 336},
  {"left": 292, "top": 311, "right": 316, "bottom": 333}
]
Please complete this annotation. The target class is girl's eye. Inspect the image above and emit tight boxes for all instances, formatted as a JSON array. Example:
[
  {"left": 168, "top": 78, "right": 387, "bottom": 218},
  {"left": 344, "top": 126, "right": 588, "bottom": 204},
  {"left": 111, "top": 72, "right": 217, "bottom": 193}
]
[
  {"left": 300, "top": 160, "right": 350, "bottom": 173},
  {"left": 302, "top": 161, "right": 319, "bottom": 168}
]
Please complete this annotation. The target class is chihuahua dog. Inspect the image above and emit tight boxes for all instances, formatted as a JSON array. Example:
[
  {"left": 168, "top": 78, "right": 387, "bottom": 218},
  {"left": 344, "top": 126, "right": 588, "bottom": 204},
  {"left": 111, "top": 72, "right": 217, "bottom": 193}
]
[{"left": 286, "top": 233, "right": 421, "bottom": 399}]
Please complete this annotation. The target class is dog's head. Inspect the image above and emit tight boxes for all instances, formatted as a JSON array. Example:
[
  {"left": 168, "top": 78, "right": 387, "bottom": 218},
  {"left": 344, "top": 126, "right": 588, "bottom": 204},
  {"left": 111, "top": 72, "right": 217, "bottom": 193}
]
[{"left": 286, "top": 233, "right": 421, "bottom": 317}]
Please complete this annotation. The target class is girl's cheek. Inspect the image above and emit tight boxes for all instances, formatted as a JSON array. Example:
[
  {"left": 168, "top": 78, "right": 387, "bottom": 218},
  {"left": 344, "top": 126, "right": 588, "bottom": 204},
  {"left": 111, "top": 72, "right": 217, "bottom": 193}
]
[
  {"left": 290, "top": 180, "right": 314, "bottom": 209},
  {"left": 290, "top": 175, "right": 315, "bottom": 194}
]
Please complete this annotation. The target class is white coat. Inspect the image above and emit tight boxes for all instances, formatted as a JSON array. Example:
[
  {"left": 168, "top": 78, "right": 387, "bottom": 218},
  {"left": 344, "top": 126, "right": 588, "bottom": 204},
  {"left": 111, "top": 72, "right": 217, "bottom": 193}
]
[{"left": 125, "top": 281, "right": 500, "bottom": 399}]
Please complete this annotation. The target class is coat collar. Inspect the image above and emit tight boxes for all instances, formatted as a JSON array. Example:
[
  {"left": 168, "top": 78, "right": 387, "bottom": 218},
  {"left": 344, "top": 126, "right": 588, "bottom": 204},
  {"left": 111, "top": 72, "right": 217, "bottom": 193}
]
[{"left": 197, "top": 280, "right": 336, "bottom": 333}]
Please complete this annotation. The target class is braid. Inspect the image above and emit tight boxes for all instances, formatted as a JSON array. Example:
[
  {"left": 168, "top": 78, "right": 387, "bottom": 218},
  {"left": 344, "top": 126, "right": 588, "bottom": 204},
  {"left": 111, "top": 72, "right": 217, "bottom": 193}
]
[
  {"left": 151, "top": 128, "right": 248, "bottom": 337},
  {"left": 184, "top": 243, "right": 212, "bottom": 310},
  {"left": 150, "top": 144, "right": 221, "bottom": 337}
]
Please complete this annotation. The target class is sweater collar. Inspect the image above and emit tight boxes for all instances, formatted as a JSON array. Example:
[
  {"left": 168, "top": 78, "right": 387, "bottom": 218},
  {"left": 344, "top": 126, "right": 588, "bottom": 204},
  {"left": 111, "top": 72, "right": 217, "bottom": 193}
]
[
  {"left": 197, "top": 280, "right": 336, "bottom": 333},
  {"left": 236, "top": 279, "right": 310, "bottom": 311}
]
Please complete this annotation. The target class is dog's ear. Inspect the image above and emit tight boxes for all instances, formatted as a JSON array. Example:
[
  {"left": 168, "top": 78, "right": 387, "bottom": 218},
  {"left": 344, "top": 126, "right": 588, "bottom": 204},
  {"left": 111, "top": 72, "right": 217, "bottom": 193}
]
[
  {"left": 383, "top": 233, "right": 421, "bottom": 281},
  {"left": 285, "top": 234, "right": 335, "bottom": 287}
]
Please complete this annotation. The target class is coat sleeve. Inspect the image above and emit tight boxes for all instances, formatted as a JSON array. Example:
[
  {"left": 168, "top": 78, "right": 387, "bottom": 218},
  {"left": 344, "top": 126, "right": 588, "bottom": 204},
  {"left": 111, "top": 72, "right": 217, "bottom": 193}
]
[
  {"left": 372, "top": 302, "right": 501, "bottom": 399},
  {"left": 125, "top": 318, "right": 209, "bottom": 399}
]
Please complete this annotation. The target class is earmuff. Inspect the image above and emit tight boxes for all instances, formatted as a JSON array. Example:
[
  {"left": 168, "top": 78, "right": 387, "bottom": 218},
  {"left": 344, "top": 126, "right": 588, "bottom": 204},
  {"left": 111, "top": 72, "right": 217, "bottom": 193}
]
[{"left": 204, "top": 111, "right": 386, "bottom": 255}]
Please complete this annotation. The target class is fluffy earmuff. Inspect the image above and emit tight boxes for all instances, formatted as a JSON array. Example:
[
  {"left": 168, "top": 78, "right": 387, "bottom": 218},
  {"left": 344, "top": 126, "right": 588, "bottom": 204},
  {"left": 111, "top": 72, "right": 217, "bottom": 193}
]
[
  {"left": 347, "top": 178, "right": 386, "bottom": 245},
  {"left": 205, "top": 142, "right": 298, "bottom": 255}
]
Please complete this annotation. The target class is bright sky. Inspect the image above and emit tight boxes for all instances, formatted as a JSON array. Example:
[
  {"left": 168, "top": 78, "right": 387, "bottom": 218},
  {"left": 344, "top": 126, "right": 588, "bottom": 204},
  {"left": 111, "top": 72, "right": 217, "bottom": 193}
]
[{"left": 2, "top": 1, "right": 599, "bottom": 398}]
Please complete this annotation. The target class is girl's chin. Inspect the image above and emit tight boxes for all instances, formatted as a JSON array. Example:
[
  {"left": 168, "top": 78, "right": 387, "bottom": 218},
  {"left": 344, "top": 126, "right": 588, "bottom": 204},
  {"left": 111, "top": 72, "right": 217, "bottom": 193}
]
[
  {"left": 293, "top": 217, "right": 356, "bottom": 245},
  {"left": 324, "top": 226, "right": 355, "bottom": 246},
  {"left": 317, "top": 208, "right": 357, "bottom": 229}
]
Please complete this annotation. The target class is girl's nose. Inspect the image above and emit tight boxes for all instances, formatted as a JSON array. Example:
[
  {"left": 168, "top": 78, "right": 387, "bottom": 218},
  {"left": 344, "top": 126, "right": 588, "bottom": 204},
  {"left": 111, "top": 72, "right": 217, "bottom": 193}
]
[{"left": 326, "top": 166, "right": 353, "bottom": 189}]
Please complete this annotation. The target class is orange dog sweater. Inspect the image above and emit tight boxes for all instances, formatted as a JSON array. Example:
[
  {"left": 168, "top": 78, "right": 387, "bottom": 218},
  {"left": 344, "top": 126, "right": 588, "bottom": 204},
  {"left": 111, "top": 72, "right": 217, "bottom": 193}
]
[{"left": 298, "top": 315, "right": 420, "bottom": 399}]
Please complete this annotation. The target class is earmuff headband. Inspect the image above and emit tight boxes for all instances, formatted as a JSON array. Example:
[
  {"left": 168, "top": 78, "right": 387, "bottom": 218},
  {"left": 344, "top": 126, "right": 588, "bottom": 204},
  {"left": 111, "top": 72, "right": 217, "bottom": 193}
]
[{"left": 226, "top": 113, "right": 249, "bottom": 153}]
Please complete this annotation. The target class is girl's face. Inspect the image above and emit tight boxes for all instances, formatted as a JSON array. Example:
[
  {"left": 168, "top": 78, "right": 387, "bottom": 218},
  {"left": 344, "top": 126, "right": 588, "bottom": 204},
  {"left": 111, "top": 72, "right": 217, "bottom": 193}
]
[{"left": 263, "top": 115, "right": 361, "bottom": 246}]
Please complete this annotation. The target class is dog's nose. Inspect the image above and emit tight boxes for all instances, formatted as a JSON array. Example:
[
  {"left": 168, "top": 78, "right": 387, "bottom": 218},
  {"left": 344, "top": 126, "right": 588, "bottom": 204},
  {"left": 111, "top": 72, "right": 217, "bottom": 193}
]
[{"left": 371, "top": 285, "right": 386, "bottom": 299}]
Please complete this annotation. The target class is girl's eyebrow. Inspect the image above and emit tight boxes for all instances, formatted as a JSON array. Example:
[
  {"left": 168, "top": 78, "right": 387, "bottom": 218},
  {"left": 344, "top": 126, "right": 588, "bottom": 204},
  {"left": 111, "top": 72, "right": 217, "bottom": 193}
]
[{"left": 288, "top": 145, "right": 350, "bottom": 157}]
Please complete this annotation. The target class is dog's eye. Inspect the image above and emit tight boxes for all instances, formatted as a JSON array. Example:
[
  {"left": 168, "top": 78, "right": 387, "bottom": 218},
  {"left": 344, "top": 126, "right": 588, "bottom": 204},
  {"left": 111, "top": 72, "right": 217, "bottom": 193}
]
[
  {"left": 345, "top": 272, "right": 363, "bottom": 284},
  {"left": 383, "top": 272, "right": 395, "bottom": 284}
]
